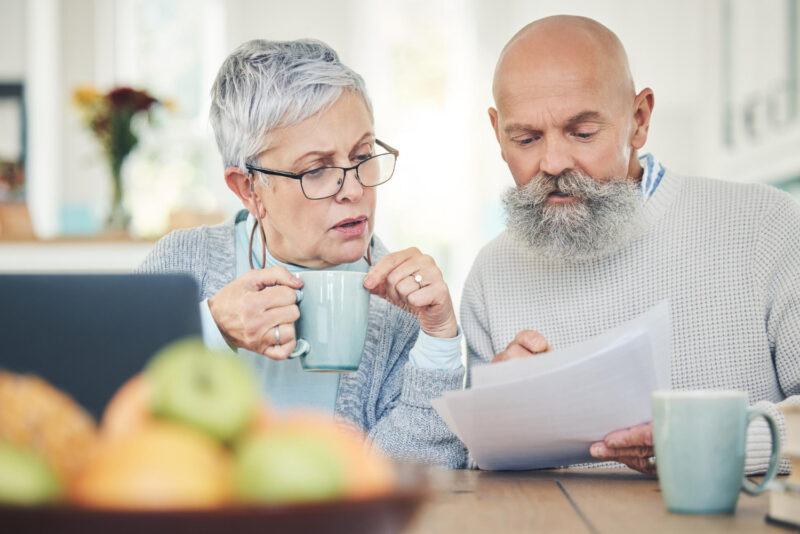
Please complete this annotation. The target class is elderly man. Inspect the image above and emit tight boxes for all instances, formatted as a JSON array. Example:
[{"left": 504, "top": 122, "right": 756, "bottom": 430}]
[{"left": 462, "top": 14, "right": 800, "bottom": 475}]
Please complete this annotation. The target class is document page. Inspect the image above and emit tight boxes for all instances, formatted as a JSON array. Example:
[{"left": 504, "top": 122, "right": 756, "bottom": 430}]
[{"left": 434, "top": 302, "right": 672, "bottom": 470}]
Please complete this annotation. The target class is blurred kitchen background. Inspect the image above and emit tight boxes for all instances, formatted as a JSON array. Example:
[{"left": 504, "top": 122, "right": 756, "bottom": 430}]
[{"left": 1, "top": 0, "right": 799, "bottom": 311}]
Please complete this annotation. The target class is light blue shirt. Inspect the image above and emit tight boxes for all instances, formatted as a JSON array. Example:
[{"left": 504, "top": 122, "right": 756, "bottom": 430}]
[
  {"left": 199, "top": 212, "right": 462, "bottom": 412},
  {"left": 639, "top": 153, "right": 665, "bottom": 201}
]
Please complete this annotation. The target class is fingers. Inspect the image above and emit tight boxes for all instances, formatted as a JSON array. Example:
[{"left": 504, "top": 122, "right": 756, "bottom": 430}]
[
  {"left": 619, "top": 456, "right": 657, "bottom": 476},
  {"left": 260, "top": 305, "right": 300, "bottom": 336},
  {"left": 249, "top": 322, "right": 298, "bottom": 357},
  {"left": 391, "top": 266, "right": 441, "bottom": 306},
  {"left": 363, "top": 248, "right": 419, "bottom": 290},
  {"left": 251, "top": 284, "right": 299, "bottom": 310},
  {"left": 590, "top": 442, "right": 654, "bottom": 459},
  {"left": 589, "top": 439, "right": 656, "bottom": 476},
  {"left": 491, "top": 330, "right": 551, "bottom": 363},
  {"left": 222, "top": 278, "right": 301, "bottom": 355},
  {"left": 262, "top": 339, "right": 298, "bottom": 361},
  {"left": 512, "top": 330, "right": 552, "bottom": 354},
  {"left": 492, "top": 344, "right": 534, "bottom": 363},
  {"left": 603, "top": 422, "right": 654, "bottom": 448},
  {"left": 243, "top": 265, "right": 303, "bottom": 291}
]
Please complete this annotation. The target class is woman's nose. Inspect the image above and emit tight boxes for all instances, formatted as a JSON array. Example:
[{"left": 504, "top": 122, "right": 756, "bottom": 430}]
[{"left": 335, "top": 168, "right": 364, "bottom": 202}]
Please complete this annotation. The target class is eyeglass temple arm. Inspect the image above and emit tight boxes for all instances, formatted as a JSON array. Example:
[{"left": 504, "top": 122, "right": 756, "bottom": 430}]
[
  {"left": 376, "top": 139, "right": 399, "bottom": 157},
  {"left": 246, "top": 165, "right": 303, "bottom": 180}
]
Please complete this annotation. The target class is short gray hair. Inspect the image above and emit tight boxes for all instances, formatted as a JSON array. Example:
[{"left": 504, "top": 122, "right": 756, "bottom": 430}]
[{"left": 209, "top": 39, "right": 372, "bottom": 170}]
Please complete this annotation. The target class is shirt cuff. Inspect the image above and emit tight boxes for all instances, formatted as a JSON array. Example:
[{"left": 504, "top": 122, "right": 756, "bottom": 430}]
[
  {"left": 199, "top": 299, "right": 236, "bottom": 352},
  {"left": 408, "top": 327, "right": 463, "bottom": 370}
]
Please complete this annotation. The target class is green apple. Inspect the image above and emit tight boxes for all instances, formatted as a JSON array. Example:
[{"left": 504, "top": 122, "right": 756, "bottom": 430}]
[
  {"left": 146, "top": 337, "right": 258, "bottom": 442},
  {"left": 0, "top": 442, "right": 61, "bottom": 505},
  {"left": 234, "top": 430, "right": 346, "bottom": 503}
]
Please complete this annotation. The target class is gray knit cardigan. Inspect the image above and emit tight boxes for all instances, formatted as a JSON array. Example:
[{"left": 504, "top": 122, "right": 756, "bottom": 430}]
[{"left": 137, "top": 217, "right": 467, "bottom": 468}]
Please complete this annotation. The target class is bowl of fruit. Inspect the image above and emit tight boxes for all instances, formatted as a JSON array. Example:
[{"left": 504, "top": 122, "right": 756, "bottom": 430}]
[{"left": 0, "top": 339, "right": 427, "bottom": 534}]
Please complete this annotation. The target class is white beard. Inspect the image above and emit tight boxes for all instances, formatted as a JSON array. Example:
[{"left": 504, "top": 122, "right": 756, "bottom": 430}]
[{"left": 502, "top": 170, "right": 642, "bottom": 261}]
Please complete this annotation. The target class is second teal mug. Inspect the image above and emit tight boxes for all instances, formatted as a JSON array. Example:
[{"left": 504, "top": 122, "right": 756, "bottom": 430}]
[
  {"left": 288, "top": 271, "right": 370, "bottom": 372},
  {"left": 652, "top": 390, "right": 781, "bottom": 514}
]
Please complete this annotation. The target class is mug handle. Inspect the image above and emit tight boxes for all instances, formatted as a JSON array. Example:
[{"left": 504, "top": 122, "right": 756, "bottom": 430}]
[
  {"left": 741, "top": 407, "right": 781, "bottom": 495},
  {"left": 287, "top": 339, "right": 310, "bottom": 359},
  {"left": 287, "top": 289, "right": 309, "bottom": 359}
]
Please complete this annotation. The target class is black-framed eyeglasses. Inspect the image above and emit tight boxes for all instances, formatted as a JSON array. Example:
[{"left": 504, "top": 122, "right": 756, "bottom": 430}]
[{"left": 245, "top": 139, "right": 399, "bottom": 200}]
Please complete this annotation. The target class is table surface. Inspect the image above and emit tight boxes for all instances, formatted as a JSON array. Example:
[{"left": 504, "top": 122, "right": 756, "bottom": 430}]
[{"left": 404, "top": 469, "right": 786, "bottom": 534}]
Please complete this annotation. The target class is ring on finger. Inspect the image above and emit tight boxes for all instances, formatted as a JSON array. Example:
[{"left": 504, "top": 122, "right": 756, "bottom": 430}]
[
  {"left": 647, "top": 456, "right": 656, "bottom": 467},
  {"left": 412, "top": 273, "right": 423, "bottom": 288},
  {"left": 274, "top": 325, "right": 281, "bottom": 346}
]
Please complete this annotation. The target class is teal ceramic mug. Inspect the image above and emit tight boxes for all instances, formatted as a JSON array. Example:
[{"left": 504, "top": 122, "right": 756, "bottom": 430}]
[
  {"left": 652, "top": 390, "right": 781, "bottom": 514},
  {"left": 287, "top": 271, "right": 370, "bottom": 372}
]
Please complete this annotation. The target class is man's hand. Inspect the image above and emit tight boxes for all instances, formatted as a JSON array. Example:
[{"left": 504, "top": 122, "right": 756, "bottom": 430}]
[
  {"left": 589, "top": 422, "right": 656, "bottom": 476},
  {"left": 491, "top": 330, "right": 552, "bottom": 363}
]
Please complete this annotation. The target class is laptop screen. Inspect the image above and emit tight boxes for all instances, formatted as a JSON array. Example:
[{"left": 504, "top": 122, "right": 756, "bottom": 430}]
[{"left": 0, "top": 273, "right": 202, "bottom": 420}]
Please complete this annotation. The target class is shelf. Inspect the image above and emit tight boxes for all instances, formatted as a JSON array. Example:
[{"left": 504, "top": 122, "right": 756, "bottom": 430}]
[{"left": 0, "top": 240, "right": 157, "bottom": 273}]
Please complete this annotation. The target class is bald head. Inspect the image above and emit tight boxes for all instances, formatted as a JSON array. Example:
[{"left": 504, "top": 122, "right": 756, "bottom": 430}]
[
  {"left": 493, "top": 15, "right": 634, "bottom": 108},
  {"left": 488, "top": 15, "right": 654, "bottom": 189}
]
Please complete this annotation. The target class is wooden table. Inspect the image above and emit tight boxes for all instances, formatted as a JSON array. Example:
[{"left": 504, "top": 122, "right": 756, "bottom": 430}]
[{"left": 405, "top": 469, "right": 785, "bottom": 534}]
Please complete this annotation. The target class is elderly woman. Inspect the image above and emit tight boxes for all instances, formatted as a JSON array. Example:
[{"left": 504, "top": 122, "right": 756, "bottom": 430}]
[{"left": 138, "top": 39, "right": 465, "bottom": 468}]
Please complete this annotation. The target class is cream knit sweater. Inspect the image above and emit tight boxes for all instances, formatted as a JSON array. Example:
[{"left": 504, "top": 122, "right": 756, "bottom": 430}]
[{"left": 462, "top": 169, "right": 800, "bottom": 474}]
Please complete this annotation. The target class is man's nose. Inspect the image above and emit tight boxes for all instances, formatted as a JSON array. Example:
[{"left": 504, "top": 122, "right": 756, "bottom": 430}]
[
  {"left": 539, "top": 136, "right": 575, "bottom": 177},
  {"left": 335, "top": 167, "right": 364, "bottom": 202}
]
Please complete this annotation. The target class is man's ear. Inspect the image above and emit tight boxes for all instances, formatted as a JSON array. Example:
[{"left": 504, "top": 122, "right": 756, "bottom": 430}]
[
  {"left": 224, "top": 166, "right": 264, "bottom": 218},
  {"left": 488, "top": 107, "right": 507, "bottom": 163},
  {"left": 630, "top": 88, "right": 654, "bottom": 150}
]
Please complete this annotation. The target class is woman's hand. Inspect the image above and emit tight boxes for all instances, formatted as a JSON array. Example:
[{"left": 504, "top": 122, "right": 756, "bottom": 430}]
[
  {"left": 363, "top": 247, "right": 458, "bottom": 339},
  {"left": 207, "top": 266, "right": 303, "bottom": 359}
]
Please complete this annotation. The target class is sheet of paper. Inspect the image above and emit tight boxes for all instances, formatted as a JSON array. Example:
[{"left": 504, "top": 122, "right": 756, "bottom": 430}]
[
  {"left": 434, "top": 301, "right": 672, "bottom": 470},
  {"left": 471, "top": 300, "right": 672, "bottom": 389}
]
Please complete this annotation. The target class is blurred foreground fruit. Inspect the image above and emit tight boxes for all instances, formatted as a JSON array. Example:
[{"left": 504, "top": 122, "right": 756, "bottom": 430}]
[
  {"left": 70, "top": 421, "right": 232, "bottom": 510},
  {"left": 0, "top": 371, "right": 97, "bottom": 481},
  {"left": 146, "top": 338, "right": 258, "bottom": 441},
  {"left": 235, "top": 427, "right": 346, "bottom": 504},
  {"left": 278, "top": 414, "right": 396, "bottom": 498},
  {"left": 0, "top": 442, "right": 62, "bottom": 505},
  {"left": 101, "top": 374, "right": 153, "bottom": 439},
  {"left": 235, "top": 414, "right": 396, "bottom": 503}
]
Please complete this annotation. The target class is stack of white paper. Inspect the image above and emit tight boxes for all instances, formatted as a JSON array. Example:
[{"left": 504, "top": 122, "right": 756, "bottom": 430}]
[{"left": 433, "top": 301, "right": 673, "bottom": 470}]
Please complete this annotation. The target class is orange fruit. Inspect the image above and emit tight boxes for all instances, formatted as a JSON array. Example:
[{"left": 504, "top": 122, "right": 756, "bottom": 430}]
[
  {"left": 101, "top": 374, "right": 154, "bottom": 439},
  {"left": 70, "top": 421, "right": 233, "bottom": 510}
]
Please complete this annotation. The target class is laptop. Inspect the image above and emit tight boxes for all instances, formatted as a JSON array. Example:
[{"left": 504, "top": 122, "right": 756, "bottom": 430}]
[{"left": 0, "top": 273, "right": 202, "bottom": 420}]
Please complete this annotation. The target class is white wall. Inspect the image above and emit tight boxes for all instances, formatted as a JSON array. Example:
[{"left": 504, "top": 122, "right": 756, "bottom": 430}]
[
  {"left": 5, "top": 0, "right": 799, "bottom": 299},
  {"left": 61, "top": 0, "right": 106, "bottom": 223},
  {"left": 0, "top": 0, "right": 25, "bottom": 79}
]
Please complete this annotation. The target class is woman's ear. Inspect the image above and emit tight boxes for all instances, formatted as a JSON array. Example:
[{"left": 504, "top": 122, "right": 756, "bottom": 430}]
[{"left": 224, "top": 167, "right": 264, "bottom": 218}]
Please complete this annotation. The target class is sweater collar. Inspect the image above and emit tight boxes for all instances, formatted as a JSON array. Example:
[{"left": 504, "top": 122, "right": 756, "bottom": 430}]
[{"left": 638, "top": 153, "right": 665, "bottom": 202}]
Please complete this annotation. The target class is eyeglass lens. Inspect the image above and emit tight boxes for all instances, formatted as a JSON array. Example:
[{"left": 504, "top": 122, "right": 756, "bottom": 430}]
[{"left": 301, "top": 153, "right": 396, "bottom": 199}]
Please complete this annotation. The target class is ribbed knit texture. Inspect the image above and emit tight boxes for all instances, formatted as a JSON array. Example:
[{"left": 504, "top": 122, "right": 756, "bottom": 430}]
[
  {"left": 462, "top": 170, "right": 800, "bottom": 475},
  {"left": 137, "top": 219, "right": 467, "bottom": 468}
]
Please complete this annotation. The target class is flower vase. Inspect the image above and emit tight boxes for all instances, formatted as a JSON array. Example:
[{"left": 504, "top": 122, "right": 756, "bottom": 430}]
[{"left": 106, "top": 160, "right": 130, "bottom": 234}]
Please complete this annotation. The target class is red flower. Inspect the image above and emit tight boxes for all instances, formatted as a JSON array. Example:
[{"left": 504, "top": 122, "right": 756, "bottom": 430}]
[{"left": 108, "top": 87, "right": 158, "bottom": 112}]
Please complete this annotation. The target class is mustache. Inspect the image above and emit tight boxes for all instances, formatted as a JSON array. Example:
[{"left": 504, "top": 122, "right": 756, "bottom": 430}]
[{"left": 521, "top": 170, "right": 607, "bottom": 205}]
